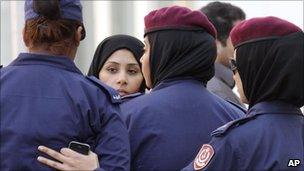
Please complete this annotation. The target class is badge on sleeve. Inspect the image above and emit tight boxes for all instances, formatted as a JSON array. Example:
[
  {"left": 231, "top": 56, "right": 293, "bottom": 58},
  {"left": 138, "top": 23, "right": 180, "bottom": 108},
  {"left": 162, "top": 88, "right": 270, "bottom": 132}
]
[{"left": 194, "top": 144, "right": 214, "bottom": 170}]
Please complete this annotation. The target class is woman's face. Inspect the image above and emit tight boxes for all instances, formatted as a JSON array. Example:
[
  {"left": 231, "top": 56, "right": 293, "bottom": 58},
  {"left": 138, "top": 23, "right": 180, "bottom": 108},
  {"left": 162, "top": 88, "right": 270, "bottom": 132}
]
[
  {"left": 141, "top": 37, "right": 152, "bottom": 88},
  {"left": 99, "top": 49, "right": 143, "bottom": 96}
]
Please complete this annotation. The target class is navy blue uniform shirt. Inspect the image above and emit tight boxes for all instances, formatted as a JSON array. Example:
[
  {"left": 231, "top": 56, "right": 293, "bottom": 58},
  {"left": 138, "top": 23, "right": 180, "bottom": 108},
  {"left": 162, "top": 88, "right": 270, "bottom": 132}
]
[
  {"left": 120, "top": 78, "right": 245, "bottom": 170},
  {"left": 183, "top": 101, "right": 304, "bottom": 171},
  {"left": 120, "top": 92, "right": 143, "bottom": 103},
  {"left": 0, "top": 53, "right": 130, "bottom": 171}
]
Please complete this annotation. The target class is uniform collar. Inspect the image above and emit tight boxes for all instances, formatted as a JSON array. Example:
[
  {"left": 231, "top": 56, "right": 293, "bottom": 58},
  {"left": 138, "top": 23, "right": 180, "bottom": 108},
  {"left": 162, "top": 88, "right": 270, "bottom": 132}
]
[
  {"left": 248, "top": 101, "right": 303, "bottom": 117},
  {"left": 120, "top": 92, "right": 143, "bottom": 102},
  {"left": 10, "top": 53, "right": 82, "bottom": 74},
  {"left": 152, "top": 77, "right": 201, "bottom": 92},
  {"left": 214, "top": 63, "right": 235, "bottom": 88},
  {"left": 121, "top": 92, "right": 142, "bottom": 99}
]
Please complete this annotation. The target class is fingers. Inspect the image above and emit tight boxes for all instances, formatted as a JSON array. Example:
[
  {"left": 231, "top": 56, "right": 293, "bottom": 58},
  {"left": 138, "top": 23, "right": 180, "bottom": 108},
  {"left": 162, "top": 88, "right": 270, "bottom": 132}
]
[
  {"left": 38, "top": 146, "right": 72, "bottom": 165},
  {"left": 38, "top": 146, "right": 99, "bottom": 171},
  {"left": 89, "top": 151, "right": 100, "bottom": 168},
  {"left": 61, "top": 148, "right": 96, "bottom": 159},
  {"left": 89, "top": 151, "right": 98, "bottom": 158},
  {"left": 37, "top": 156, "right": 67, "bottom": 171},
  {"left": 60, "top": 148, "right": 82, "bottom": 158}
]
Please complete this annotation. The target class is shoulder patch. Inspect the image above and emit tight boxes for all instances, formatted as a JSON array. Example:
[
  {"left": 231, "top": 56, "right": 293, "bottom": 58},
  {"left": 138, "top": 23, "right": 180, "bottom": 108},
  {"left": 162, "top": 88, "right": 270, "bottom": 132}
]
[
  {"left": 86, "top": 76, "right": 121, "bottom": 104},
  {"left": 211, "top": 115, "right": 255, "bottom": 137},
  {"left": 194, "top": 144, "right": 214, "bottom": 170}
]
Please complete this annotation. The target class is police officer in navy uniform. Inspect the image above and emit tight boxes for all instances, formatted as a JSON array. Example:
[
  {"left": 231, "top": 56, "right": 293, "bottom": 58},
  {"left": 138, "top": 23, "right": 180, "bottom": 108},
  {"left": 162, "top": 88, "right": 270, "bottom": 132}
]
[
  {"left": 0, "top": 0, "right": 130, "bottom": 170},
  {"left": 183, "top": 16, "right": 304, "bottom": 171},
  {"left": 120, "top": 6, "right": 245, "bottom": 171}
]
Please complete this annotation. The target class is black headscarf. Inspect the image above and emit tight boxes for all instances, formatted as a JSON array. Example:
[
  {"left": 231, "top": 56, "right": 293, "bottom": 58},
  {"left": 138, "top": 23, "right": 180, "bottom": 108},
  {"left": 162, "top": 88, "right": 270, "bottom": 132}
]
[
  {"left": 236, "top": 31, "right": 304, "bottom": 108},
  {"left": 88, "top": 34, "right": 146, "bottom": 93},
  {"left": 147, "top": 30, "right": 217, "bottom": 88}
]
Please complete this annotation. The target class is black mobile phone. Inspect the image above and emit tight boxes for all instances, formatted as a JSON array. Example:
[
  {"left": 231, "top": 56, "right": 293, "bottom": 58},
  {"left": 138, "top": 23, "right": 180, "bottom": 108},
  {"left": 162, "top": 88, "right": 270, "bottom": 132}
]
[{"left": 68, "top": 141, "right": 90, "bottom": 155}]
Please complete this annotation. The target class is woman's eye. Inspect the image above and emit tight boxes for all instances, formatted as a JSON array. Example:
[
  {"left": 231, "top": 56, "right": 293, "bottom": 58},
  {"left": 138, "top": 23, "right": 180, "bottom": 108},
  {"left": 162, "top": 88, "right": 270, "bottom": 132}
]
[
  {"left": 128, "top": 69, "right": 138, "bottom": 75},
  {"left": 106, "top": 67, "right": 117, "bottom": 73}
]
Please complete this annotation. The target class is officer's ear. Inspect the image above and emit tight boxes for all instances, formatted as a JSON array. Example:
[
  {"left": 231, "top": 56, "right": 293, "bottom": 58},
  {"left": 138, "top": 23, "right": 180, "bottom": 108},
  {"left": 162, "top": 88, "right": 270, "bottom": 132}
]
[{"left": 75, "top": 26, "right": 83, "bottom": 46}]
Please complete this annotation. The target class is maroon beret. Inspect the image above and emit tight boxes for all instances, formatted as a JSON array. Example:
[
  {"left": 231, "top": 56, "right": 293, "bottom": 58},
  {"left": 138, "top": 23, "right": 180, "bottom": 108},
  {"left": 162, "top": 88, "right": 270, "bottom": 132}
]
[
  {"left": 144, "top": 6, "right": 217, "bottom": 38},
  {"left": 230, "top": 16, "right": 302, "bottom": 48}
]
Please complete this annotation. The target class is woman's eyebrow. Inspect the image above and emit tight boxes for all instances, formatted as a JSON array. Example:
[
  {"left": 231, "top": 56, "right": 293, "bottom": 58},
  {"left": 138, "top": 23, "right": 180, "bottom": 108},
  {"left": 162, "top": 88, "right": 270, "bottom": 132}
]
[
  {"left": 104, "top": 61, "right": 120, "bottom": 65},
  {"left": 127, "top": 63, "right": 140, "bottom": 66}
]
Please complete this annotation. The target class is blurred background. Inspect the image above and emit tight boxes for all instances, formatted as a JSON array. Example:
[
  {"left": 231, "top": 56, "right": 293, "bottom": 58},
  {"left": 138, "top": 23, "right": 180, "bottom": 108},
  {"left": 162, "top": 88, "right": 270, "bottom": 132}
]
[
  {"left": 1, "top": 1, "right": 304, "bottom": 111},
  {"left": 1, "top": 0, "right": 303, "bottom": 73}
]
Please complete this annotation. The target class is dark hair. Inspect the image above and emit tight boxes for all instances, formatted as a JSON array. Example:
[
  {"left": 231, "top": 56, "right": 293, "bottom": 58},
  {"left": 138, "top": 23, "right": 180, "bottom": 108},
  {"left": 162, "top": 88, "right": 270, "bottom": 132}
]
[
  {"left": 33, "top": 0, "right": 61, "bottom": 20},
  {"left": 23, "top": 0, "right": 83, "bottom": 55},
  {"left": 201, "top": 1, "right": 245, "bottom": 46}
]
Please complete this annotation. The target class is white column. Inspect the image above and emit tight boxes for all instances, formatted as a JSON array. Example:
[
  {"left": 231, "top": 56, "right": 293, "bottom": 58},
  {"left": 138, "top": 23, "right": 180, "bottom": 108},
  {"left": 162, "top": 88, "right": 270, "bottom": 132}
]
[
  {"left": 110, "top": 1, "right": 135, "bottom": 36},
  {"left": 1, "top": 1, "right": 26, "bottom": 66},
  {"left": 75, "top": 1, "right": 96, "bottom": 74}
]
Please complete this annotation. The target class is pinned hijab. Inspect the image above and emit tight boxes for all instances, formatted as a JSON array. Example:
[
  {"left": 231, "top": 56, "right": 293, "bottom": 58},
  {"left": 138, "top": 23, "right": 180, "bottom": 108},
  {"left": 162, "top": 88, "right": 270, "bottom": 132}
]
[
  {"left": 88, "top": 34, "right": 146, "bottom": 92},
  {"left": 230, "top": 16, "right": 303, "bottom": 108},
  {"left": 144, "top": 6, "right": 217, "bottom": 87}
]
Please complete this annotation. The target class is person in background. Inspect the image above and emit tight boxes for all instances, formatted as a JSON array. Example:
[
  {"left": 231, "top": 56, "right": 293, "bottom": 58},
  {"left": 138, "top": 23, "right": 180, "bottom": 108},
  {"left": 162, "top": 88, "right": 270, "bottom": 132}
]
[
  {"left": 88, "top": 35, "right": 146, "bottom": 100},
  {"left": 201, "top": 1, "right": 246, "bottom": 107},
  {"left": 0, "top": 0, "right": 130, "bottom": 170},
  {"left": 183, "top": 16, "right": 303, "bottom": 171},
  {"left": 120, "top": 6, "right": 245, "bottom": 170}
]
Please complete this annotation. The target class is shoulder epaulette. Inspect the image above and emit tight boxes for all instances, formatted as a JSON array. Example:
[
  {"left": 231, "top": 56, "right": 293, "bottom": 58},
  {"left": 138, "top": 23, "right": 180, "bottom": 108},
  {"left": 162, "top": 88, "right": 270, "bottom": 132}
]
[
  {"left": 86, "top": 76, "right": 121, "bottom": 104},
  {"left": 211, "top": 115, "right": 256, "bottom": 137}
]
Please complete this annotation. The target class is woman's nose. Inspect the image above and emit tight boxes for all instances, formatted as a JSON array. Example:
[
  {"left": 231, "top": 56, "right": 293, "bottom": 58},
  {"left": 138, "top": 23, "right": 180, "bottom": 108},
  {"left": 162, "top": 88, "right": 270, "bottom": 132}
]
[{"left": 117, "top": 72, "right": 127, "bottom": 85}]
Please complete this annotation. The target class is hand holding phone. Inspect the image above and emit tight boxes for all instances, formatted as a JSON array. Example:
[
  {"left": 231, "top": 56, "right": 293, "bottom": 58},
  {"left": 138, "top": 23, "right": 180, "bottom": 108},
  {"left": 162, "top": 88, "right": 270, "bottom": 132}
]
[
  {"left": 37, "top": 144, "right": 99, "bottom": 170},
  {"left": 68, "top": 141, "right": 90, "bottom": 155}
]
